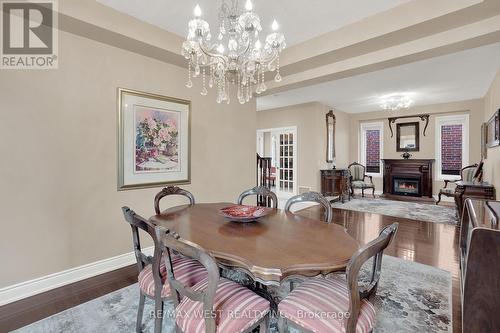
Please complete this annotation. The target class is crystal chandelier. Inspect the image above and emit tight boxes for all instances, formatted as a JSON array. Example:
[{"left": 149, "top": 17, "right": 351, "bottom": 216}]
[
  {"left": 380, "top": 94, "right": 414, "bottom": 111},
  {"left": 182, "top": 0, "right": 286, "bottom": 104}
]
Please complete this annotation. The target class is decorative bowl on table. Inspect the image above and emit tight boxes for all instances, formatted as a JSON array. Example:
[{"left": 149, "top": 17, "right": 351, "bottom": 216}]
[{"left": 218, "top": 205, "right": 273, "bottom": 223}]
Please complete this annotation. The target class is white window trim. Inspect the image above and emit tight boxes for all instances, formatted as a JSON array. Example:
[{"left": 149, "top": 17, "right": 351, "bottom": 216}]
[
  {"left": 435, "top": 114, "right": 469, "bottom": 181},
  {"left": 359, "top": 122, "right": 384, "bottom": 178}
]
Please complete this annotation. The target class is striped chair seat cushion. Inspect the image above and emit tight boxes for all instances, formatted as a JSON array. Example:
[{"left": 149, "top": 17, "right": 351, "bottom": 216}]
[
  {"left": 138, "top": 255, "right": 207, "bottom": 298},
  {"left": 278, "top": 275, "right": 376, "bottom": 333},
  {"left": 176, "top": 277, "right": 270, "bottom": 333},
  {"left": 351, "top": 180, "right": 373, "bottom": 189}
]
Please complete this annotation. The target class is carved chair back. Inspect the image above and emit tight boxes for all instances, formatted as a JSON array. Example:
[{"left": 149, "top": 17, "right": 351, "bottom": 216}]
[
  {"left": 461, "top": 163, "right": 479, "bottom": 182},
  {"left": 284, "top": 191, "right": 333, "bottom": 223},
  {"left": 154, "top": 186, "right": 195, "bottom": 215},
  {"left": 237, "top": 185, "right": 278, "bottom": 209},
  {"left": 121, "top": 207, "right": 163, "bottom": 290},
  {"left": 348, "top": 162, "right": 366, "bottom": 181},
  {"left": 344, "top": 223, "right": 398, "bottom": 333},
  {"left": 155, "top": 226, "right": 220, "bottom": 333}
]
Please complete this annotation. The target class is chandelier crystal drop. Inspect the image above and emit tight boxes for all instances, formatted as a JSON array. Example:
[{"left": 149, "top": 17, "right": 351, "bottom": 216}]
[
  {"left": 182, "top": 0, "right": 286, "bottom": 104},
  {"left": 380, "top": 94, "right": 414, "bottom": 111}
]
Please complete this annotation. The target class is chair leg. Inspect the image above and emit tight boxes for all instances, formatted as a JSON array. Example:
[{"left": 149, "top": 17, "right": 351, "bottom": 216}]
[
  {"left": 372, "top": 187, "right": 375, "bottom": 198},
  {"left": 259, "top": 314, "right": 270, "bottom": 333},
  {"left": 436, "top": 193, "right": 442, "bottom": 205},
  {"left": 154, "top": 300, "right": 163, "bottom": 333},
  {"left": 278, "top": 315, "right": 289, "bottom": 333},
  {"left": 136, "top": 293, "right": 146, "bottom": 333},
  {"left": 289, "top": 280, "right": 294, "bottom": 292},
  {"left": 362, "top": 188, "right": 365, "bottom": 197}
]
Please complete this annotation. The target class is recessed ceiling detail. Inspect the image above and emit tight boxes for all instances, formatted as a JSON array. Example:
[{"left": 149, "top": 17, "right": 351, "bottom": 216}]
[
  {"left": 97, "top": 0, "right": 411, "bottom": 46},
  {"left": 257, "top": 43, "right": 500, "bottom": 113}
]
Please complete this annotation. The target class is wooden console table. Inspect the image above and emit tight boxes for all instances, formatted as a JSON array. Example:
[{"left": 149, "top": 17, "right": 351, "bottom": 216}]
[
  {"left": 460, "top": 199, "right": 500, "bottom": 332},
  {"left": 454, "top": 181, "right": 495, "bottom": 220},
  {"left": 320, "top": 169, "right": 350, "bottom": 203}
]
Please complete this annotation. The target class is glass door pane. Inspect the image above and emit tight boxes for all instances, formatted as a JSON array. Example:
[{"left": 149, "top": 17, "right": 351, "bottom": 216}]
[{"left": 275, "top": 128, "right": 296, "bottom": 198}]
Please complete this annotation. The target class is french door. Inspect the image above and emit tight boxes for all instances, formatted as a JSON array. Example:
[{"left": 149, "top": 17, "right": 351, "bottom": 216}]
[{"left": 273, "top": 127, "right": 297, "bottom": 198}]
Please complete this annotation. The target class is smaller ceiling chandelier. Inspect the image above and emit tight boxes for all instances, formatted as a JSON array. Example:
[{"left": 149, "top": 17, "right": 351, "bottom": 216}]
[
  {"left": 182, "top": 0, "right": 286, "bottom": 104},
  {"left": 380, "top": 94, "right": 414, "bottom": 111}
]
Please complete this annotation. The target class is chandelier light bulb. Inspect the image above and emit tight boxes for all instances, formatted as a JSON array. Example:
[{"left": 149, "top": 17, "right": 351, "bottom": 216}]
[
  {"left": 245, "top": 0, "right": 253, "bottom": 11},
  {"left": 193, "top": 4, "right": 202, "bottom": 18},
  {"left": 271, "top": 19, "right": 279, "bottom": 31},
  {"left": 255, "top": 40, "right": 262, "bottom": 49},
  {"left": 217, "top": 44, "right": 225, "bottom": 54}
]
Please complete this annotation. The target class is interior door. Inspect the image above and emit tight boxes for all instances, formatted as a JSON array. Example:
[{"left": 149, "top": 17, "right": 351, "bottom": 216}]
[{"left": 274, "top": 128, "right": 297, "bottom": 198}]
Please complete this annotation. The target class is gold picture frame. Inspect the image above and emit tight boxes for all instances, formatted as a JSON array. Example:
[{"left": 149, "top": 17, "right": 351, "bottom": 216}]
[{"left": 117, "top": 88, "right": 191, "bottom": 190}]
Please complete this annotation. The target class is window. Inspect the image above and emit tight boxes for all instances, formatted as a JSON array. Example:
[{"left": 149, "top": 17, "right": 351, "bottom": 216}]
[
  {"left": 435, "top": 114, "right": 469, "bottom": 180},
  {"left": 360, "top": 122, "right": 383, "bottom": 176}
]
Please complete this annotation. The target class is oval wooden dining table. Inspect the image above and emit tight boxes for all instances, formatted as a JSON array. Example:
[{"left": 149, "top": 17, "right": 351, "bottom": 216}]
[{"left": 150, "top": 202, "right": 359, "bottom": 286}]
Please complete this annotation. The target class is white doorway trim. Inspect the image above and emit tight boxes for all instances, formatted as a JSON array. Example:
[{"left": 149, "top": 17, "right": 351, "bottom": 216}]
[{"left": 257, "top": 126, "right": 298, "bottom": 199}]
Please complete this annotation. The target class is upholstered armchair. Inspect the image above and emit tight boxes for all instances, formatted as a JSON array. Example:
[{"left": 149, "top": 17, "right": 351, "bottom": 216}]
[
  {"left": 348, "top": 162, "right": 375, "bottom": 198},
  {"left": 436, "top": 163, "right": 478, "bottom": 205}
]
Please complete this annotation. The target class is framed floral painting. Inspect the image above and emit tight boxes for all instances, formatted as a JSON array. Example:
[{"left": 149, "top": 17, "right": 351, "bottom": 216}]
[{"left": 117, "top": 88, "right": 190, "bottom": 190}]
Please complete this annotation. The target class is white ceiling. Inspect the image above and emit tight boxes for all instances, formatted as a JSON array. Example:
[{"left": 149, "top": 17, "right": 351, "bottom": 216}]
[
  {"left": 97, "top": 0, "right": 410, "bottom": 46},
  {"left": 257, "top": 43, "right": 500, "bottom": 113}
]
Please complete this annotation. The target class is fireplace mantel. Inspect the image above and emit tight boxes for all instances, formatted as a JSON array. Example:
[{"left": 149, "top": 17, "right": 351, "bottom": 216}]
[{"left": 382, "top": 159, "right": 435, "bottom": 202}]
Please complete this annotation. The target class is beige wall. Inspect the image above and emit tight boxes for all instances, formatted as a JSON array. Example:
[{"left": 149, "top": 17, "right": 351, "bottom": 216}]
[
  {"left": 263, "top": 132, "right": 271, "bottom": 157},
  {"left": 0, "top": 31, "right": 256, "bottom": 288},
  {"left": 256, "top": 103, "right": 351, "bottom": 192},
  {"left": 348, "top": 100, "right": 484, "bottom": 195},
  {"left": 483, "top": 70, "right": 500, "bottom": 198}
]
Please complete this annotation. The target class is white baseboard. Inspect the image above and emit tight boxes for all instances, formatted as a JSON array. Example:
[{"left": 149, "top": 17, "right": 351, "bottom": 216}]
[{"left": 0, "top": 246, "right": 153, "bottom": 306}]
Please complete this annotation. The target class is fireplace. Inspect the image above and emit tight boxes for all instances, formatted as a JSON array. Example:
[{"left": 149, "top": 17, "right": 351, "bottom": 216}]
[
  {"left": 382, "top": 159, "right": 434, "bottom": 202},
  {"left": 393, "top": 177, "right": 421, "bottom": 197}
]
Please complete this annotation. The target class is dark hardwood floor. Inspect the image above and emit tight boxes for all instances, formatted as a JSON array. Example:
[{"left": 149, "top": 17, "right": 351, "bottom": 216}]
[
  {"left": 0, "top": 266, "right": 138, "bottom": 332},
  {"left": 0, "top": 204, "right": 461, "bottom": 333}
]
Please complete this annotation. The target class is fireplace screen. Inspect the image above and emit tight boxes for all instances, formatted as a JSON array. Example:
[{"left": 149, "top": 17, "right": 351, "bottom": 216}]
[{"left": 393, "top": 177, "right": 420, "bottom": 196}]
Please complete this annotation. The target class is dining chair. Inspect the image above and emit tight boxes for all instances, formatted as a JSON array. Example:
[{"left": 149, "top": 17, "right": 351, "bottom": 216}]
[
  {"left": 155, "top": 226, "right": 271, "bottom": 333},
  {"left": 237, "top": 185, "right": 278, "bottom": 209},
  {"left": 436, "top": 163, "right": 479, "bottom": 205},
  {"left": 154, "top": 186, "right": 195, "bottom": 214},
  {"left": 278, "top": 223, "right": 399, "bottom": 333},
  {"left": 284, "top": 191, "right": 333, "bottom": 223},
  {"left": 121, "top": 207, "right": 207, "bottom": 333},
  {"left": 348, "top": 162, "right": 375, "bottom": 198}
]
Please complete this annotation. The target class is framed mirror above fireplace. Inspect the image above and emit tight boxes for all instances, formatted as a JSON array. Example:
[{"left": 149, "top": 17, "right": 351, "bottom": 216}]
[{"left": 396, "top": 122, "right": 420, "bottom": 152}]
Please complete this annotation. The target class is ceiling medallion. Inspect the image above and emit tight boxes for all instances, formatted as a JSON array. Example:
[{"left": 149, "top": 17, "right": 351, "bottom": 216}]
[
  {"left": 380, "top": 94, "right": 414, "bottom": 111},
  {"left": 182, "top": 0, "right": 286, "bottom": 104}
]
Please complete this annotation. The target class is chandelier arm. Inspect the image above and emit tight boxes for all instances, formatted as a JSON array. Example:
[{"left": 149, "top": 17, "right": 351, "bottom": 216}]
[
  {"left": 198, "top": 43, "right": 228, "bottom": 67},
  {"left": 255, "top": 49, "right": 279, "bottom": 69}
]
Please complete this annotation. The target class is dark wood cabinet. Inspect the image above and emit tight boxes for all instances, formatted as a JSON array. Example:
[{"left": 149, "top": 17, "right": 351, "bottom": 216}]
[
  {"left": 460, "top": 199, "right": 500, "bottom": 332},
  {"left": 320, "top": 169, "right": 350, "bottom": 203},
  {"left": 454, "top": 181, "right": 496, "bottom": 220}
]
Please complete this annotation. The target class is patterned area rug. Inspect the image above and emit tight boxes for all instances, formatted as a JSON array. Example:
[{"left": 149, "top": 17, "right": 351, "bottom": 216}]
[
  {"left": 331, "top": 198, "right": 458, "bottom": 224},
  {"left": 14, "top": 256, "right": 452, "bottom": 333}
]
